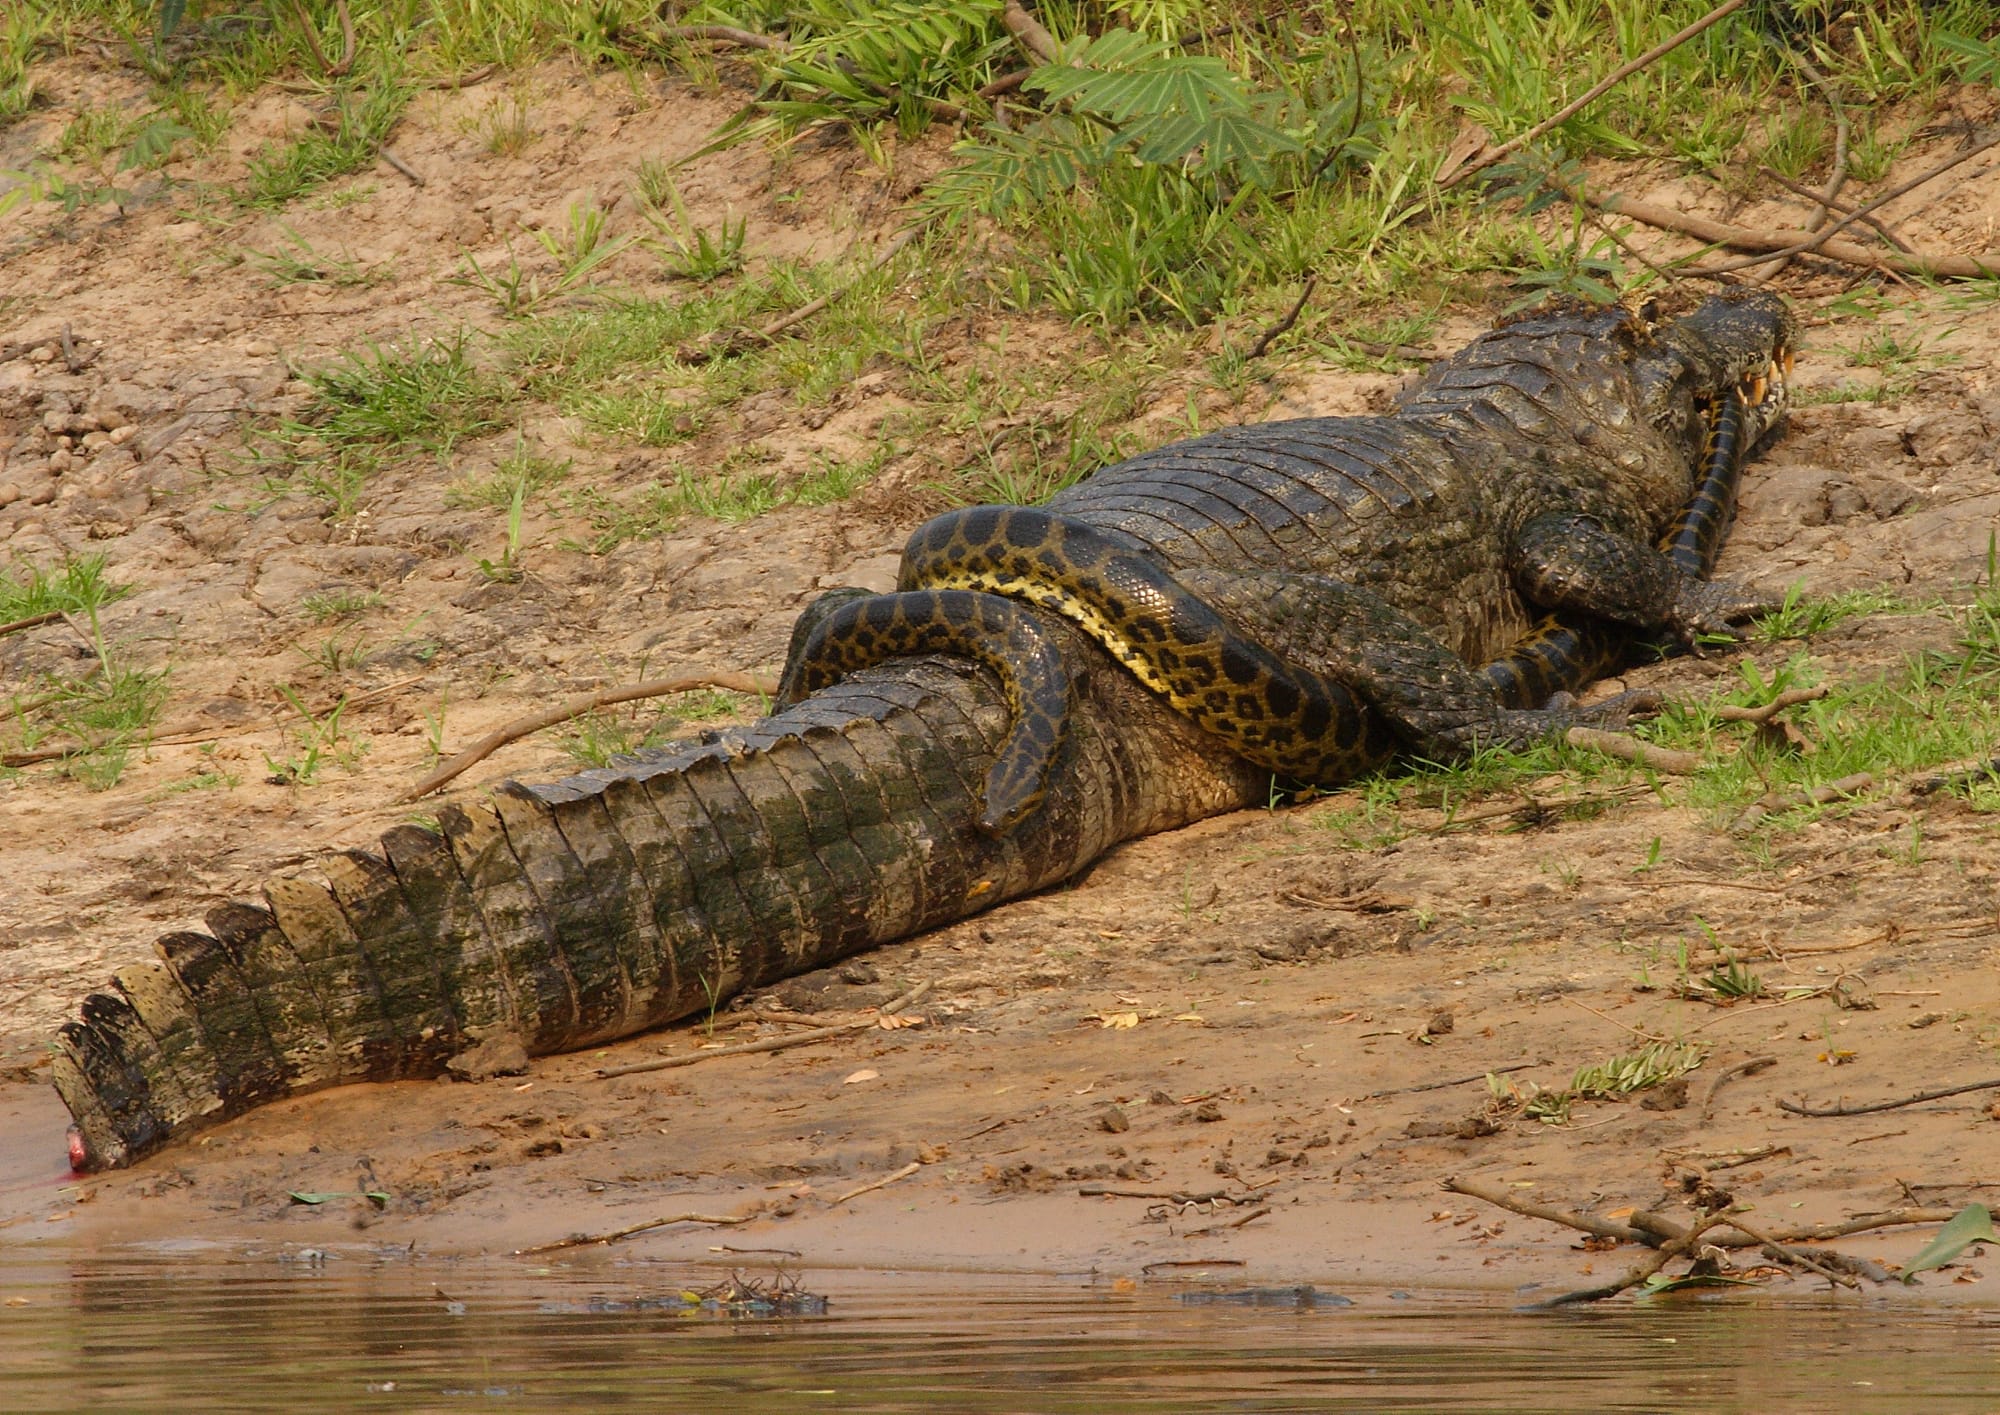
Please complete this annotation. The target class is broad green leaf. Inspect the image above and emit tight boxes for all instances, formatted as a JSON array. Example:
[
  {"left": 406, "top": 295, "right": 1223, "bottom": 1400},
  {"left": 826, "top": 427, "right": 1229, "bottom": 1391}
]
[{"left": 1900, "top": 1204, "right": 1997, "bottom": 1283}]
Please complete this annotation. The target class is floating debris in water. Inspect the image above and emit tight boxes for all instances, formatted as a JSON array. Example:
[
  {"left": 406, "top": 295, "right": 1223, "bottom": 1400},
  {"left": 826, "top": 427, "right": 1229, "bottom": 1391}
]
[{"left": 1178, "top": 1285, "right": 1352, "bottom": 1309}]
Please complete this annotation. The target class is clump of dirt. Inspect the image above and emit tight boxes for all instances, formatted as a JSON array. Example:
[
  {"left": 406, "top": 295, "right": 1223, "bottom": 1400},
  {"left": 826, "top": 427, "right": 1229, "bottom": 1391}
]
[{"left": 4, "top": 52, "right": 2000, "bottom": 1293}]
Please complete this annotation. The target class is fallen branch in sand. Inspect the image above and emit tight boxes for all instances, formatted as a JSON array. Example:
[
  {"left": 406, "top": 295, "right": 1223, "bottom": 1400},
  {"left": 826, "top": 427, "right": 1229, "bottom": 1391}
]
[
  {"left": 516, "top": 1209, "right": 754, "bottom": 1255},
  {"left": 1442, "top": 1176, "right": 1654, "bottom": 1245},
  {"left": 832, "top": 1161, "right": 922, "bottom": 1205},
  {"left": 1243, "top": 274, "right": 1317, "bottom": 360},
  {"left": 1448, "top": 1176, "right": 1956, "bottom": 1298},
  {"left": 596, "top": 981, "right": 934, "bottom": 1079},
  {"left": 1730, "top": 772, "right": 1873, "bottom": 833},
  {"left": 1700, "top": 1055, "right": 1775, "bottom": 1118},
  {"left": 1564, "top": 727, "right": 1702, "bottom": 773},
  {"left": 0, "top": 610, "right": 61, "bottom": 639},
  {"left": 1532, "top": 1215, "right": 1732, "bottom": 1307},
  {"left": 402, "top": 671, "right": 777, "bottom": 802},
  {"left": 1779, "top": 1077, "right": 2000, "bottom": 1118},
  {"left": 1909, "top": 754, "right": 2000, "bottom": 796},
  {"left": 1591, "top": 130, "right": 2000, "bottom": 280},
  {"left": 1713, "top": 686, "right": 1829, "bottom": 725},
  {"left": 1359, "top": 1059, "right": 1542, "bottom": 1100}
]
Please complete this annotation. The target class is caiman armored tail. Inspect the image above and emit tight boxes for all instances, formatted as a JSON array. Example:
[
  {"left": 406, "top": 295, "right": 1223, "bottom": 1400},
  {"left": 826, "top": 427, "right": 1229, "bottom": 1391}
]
[{"left": 53, "top": 645, "right": 1263, "bottom": 1170}]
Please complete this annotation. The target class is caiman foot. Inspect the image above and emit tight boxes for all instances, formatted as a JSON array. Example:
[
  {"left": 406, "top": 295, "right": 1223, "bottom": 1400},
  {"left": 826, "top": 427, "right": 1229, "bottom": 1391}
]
[
  {"left": 1465, "top": 687, "right": 1664, "bottom": 754},
  {"left": 1668, "top": 576, "right": 1783, "bottom": 651}
]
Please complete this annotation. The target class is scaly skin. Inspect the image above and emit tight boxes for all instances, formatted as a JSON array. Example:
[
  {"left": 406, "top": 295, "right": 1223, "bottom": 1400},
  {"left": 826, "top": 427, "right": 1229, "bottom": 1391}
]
[
  {"left": 785, "top": 292, "right": 1792, "bottom": 824},
  {"left": 48, "top": 293, "right": 1790, "bottom": 1171}
]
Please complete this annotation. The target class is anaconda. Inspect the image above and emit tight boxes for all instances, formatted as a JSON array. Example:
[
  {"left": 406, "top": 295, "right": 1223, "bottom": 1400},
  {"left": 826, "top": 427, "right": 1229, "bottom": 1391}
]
[
  {"left": 48, "top": 291, "right": 1793, "bottom": 1171},
  {"left": 781, "top": 291, "right": 1792, "bottom": 828}
]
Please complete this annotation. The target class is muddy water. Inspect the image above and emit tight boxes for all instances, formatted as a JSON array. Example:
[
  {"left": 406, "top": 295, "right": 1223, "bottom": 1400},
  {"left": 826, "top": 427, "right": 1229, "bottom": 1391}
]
[{"left": 2, "top": 1247, "right": 1999, "bottom": 1414}]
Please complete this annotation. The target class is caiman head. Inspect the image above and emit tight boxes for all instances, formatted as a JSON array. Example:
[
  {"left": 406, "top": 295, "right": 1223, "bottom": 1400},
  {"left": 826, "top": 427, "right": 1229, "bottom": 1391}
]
[{"left": 1635, "top": 287, "right": 1795, "bottom": 468}]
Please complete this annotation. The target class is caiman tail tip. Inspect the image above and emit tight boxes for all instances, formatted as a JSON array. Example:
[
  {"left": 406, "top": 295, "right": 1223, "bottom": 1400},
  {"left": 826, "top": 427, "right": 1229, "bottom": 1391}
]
[{"left": 66, "top": 1125, "right": 96, "bottom": 1175}]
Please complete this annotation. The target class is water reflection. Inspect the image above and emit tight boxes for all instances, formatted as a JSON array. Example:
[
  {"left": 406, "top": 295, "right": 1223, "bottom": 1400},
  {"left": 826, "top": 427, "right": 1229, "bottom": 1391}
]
[{"left": 2, "top": 1249, "right": 1998, "bottom": 1413}]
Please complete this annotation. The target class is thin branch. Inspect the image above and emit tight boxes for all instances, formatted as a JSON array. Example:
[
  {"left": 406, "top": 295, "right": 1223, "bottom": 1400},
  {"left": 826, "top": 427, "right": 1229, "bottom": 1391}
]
[
  {"left": 1748, "top": 52, "right": 1847, "bottom": 284},
  {"left": 515, "top": 1210, "right": 752, "bottom": 1255},
  {"left": 286, "top": 0, "right": 355, "bottom": 79},
  {"left": 1595, "top": 130, "right": 2000, "bottom": 279},
  {"left": 401, "top": 671, "right": 776, "bottom": 802},
  {"left": 1700, "top": 1054, "right": 1775, "bottom": 1118},
  {"left": 378, "top": 147, "right": 424, "bottom": 187},
  {"left": 1305, "top": 0, "right": 1363, "bottom": 184},
  {"left": 832, "top": 1161, "right": 922, "bottom": 1205},
  {"left": 1442, "top": 0, "right": 1752, "bottom": 189},
  {"left": 0, "top": 610, "right": 61, "bottom": 639},
  {"left": 1529, "top": 1215, "right": 1730, "bottom": 1307},
  {"left": 595, "top": 981, "right": 933, "bottom": 1079},
  {"left": 1780, "top": 1077, "right": 2000, "bottom": 1118},
  {"left": 657, "top": 23, "right": 789, "bottom": 53},
  {"left": 682, "top": 229, "right": 920, "bottom": 365},
  {"left": 1713, "top": 686, "right": 1828, "bottom": 724},
  {"left": 1723, "top": 1213, "right": 1860, "bottom": 1289},
  {"left": 1244, "top": 274, "right": 1317, "bottom": 359},
  {"left": 1564, "top": 726, "right": 1702, "bottom": 773},
  {"left": 1358, "top": 1059, "right": 1541, "bottom": 1100},
  {"left": 1757, "top": 166, "right": 1912, "bottom": 253},
  {"left": 1000, "top": 0, "right": 1062, "bottom": 66},
  {"left": 1441, "top": 1175, "right": 1656, "bottom": 1244}
]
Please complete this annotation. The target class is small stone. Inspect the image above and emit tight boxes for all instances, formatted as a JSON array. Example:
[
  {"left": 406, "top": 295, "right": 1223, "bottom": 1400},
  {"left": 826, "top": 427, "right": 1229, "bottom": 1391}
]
[
  {"left": 1096, "top": 1104, "right": 1130, "bottom": 1134},
  {"left": 46, "top": 449, "right": 72, "bottom": 475},
  {"left": 243, "top": 339, "right": 278, "bottom": 357},
  {"left": 1910, "top": 1012, "right": 1946, "bottom": 1030},
  {"left": 26, "top": 345, "right": 54, "bottom": 364},
  {"left": 79, "top": 431, "right": 111, "bottom": 453},
  {"left": 25, "top": 482, "right": 54, "bottom": 506},
  {"left": 108, "top": 424, "right": 138, "bottom": 445},
  {"left": 1194, "top": 1101, "right": 1224, "bottom": 1123},
  {"left": 0, "top": 483, "right": 19, "bottom": 508}
]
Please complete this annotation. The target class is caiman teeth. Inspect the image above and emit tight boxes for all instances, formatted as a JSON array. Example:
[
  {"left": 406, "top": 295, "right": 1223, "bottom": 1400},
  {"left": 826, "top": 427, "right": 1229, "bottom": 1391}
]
[{"left": 1747, "top": 373, "right": 1767, "bottom": 405}]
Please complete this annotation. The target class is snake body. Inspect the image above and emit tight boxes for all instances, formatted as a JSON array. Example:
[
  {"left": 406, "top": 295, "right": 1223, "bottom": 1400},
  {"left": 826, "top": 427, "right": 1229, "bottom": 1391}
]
[{"left": 781, "top": 294, "right": 1793, "bottom": 830}]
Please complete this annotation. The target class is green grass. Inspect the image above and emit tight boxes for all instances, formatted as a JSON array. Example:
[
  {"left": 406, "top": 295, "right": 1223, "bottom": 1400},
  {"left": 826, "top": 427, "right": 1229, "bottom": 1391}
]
[
  {"left": 3, "top": 556, "right": 163, "bottom": 789},
  {"left": 560, "top": 689, "right": 757, "bottom": 767},
  {"left": 255, "top": 334, "right": 510, "bottom": 518},
  {"left": 239, "top": 66, "right": 410, "bottom": 208}
]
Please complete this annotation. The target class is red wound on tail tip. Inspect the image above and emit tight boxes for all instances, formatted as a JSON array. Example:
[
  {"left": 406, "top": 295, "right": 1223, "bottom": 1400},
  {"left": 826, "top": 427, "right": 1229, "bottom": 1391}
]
[{"left": 66, "top": 1126, "right": 93, "bottom": 1174}]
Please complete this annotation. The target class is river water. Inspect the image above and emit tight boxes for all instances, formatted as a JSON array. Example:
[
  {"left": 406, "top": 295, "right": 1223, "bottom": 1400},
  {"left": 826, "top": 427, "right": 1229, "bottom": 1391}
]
[{"left": 4, "top": 1245, "right": 1999, "bottom": 1413}]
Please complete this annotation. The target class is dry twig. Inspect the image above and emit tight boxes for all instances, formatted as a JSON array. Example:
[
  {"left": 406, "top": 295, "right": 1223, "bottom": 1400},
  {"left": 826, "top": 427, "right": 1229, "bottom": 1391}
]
[
  {"left": 1564, "top": 726, "right": 1702, "bottom": 773},
  {"left": 1000, "top": 0, "right": 1063, "bottom": 65},
  {"left": 682, "top": 230, "right": 920, "bottom": 364},
  {"left": 1244, "top": 274, "right": 1317, "bottom": 360},
  {"left": 1593, "top": 131, "right": 2000, "bottom": 280},
  {"left": 1442, "top": 0, "right": 1751, "bottom": 189},
  {"left": 0, "top": 610, "right": 62, "bottom": 639},
  {"left": 1780, "top": 1077, "right": 2000, "bottom": 1118},
  {"left": 1713, "top": 686, "right": 1829, "bottom": 725},
  {"left": 832, "top": 1161, "right": 922, "bottom": 1205},
  {"left": 596, "top": 981, "right": 933, "bottom": 1079},
  {"left": 1442, "top": 1175, "right": 1654, "bottom": 1244},
  {"left": 1701, "top": 1055, "right": 1776, "bottom": 1118},
  {"left": 402, "top": 671, "right": 776, "bottom": 802},
  {"left": 516, "top": 1209, "right": 753, "bottom": 1255}
]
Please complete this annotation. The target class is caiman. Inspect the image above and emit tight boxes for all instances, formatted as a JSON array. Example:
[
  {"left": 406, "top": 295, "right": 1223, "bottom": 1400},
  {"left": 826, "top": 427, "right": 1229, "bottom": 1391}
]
[{"left": 48, "top": 290, "right": 1793, "bottom": 1171}]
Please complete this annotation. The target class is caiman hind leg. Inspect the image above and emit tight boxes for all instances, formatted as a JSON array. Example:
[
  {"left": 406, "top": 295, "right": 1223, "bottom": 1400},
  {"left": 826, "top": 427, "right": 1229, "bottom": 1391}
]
[{"left": 776, "top": 587, "right": 1071, "bottom": 833}]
